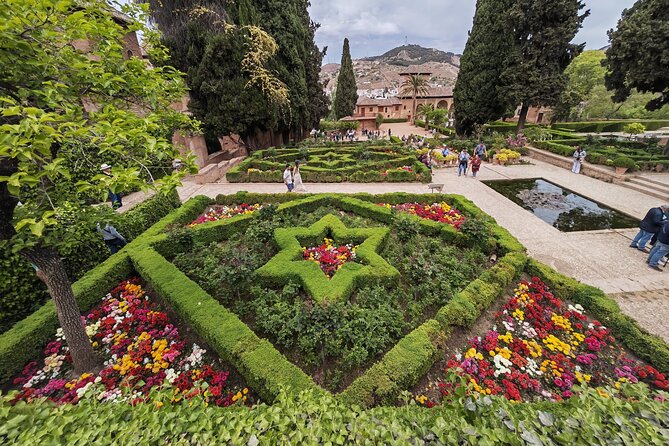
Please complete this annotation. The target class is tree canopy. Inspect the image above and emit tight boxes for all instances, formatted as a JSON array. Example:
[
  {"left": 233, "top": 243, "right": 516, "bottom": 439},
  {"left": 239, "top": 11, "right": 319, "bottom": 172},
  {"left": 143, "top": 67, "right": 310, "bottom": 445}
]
[
  {"left": 604, "top": 0, "right": 669, "bottom": 111},
  {"left": 0, "top": 0, "right": 195, "bottom": 373},
  {"left": 453, "top": 0, "right": 515, "bottom": 135},
  {"left": 333, "top": 38, "right": 358, "bottom": 120},
  {"left": 146, "top": 0, "right": 328, "bottom": 145},
  {"left": 501, "top": 0, "right": 589, "bottom": 131}
]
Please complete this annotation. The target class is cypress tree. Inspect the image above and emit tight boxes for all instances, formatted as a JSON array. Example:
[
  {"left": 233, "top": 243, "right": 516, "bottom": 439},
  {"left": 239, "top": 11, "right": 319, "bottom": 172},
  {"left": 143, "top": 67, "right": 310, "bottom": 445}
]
[
  {"left": 333, "top": 38, "right": 358, "bottom": 119},
  {"left": 454, "top": 0, "right": 515, "bottom": 136},
  {"left": 501, "top": 0, "right": 589, "bottom": 132}
]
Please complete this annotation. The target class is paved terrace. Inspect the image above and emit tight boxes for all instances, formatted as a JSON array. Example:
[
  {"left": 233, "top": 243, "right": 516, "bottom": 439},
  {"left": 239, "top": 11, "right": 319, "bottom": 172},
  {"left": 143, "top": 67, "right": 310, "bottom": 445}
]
[{"left": 161, "top": 158, "right": 669, "bottom": 340}]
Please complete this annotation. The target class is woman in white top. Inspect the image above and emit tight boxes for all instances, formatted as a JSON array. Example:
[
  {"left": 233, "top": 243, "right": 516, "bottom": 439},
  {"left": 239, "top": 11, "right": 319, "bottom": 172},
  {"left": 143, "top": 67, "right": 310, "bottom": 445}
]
[{"left": 293, "top": 160, "right": 306, "bottom": 192}]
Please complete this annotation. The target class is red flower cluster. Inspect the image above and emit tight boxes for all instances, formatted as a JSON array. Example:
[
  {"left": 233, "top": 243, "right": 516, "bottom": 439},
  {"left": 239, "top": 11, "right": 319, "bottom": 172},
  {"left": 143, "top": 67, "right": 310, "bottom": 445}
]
[
  {"left": 12, "top": 279, "right": 250, "bottom": 406},
  {"left": 188, "top": 203, "right": 261, "bottom": 227},
  {"left": 303, "top": 238, "right": 357, "bottom": 278},
  {"left": 421, "top": 278, "right": 668, "bottom": 405},
  {"left": 380, "top": 202, "right": 466, "bottom": 229}
]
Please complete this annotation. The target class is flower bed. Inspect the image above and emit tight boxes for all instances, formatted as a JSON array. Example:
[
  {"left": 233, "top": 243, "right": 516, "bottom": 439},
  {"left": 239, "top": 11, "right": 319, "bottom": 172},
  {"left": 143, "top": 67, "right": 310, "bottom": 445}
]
[
  {"left": 303, "top": 238, "right": 358, "bottom": 279},
  {"left": 381, "top": 202, "right": 466, "bottom": 229},
  {"left": 188, "top": 204, "right": 262, "bottom": 227},
  {"left": 11, "top": 279, "right": 250, "bottom": 406},
  {"left": 419, "top": 278, "right": 668, "bottom": 405}
]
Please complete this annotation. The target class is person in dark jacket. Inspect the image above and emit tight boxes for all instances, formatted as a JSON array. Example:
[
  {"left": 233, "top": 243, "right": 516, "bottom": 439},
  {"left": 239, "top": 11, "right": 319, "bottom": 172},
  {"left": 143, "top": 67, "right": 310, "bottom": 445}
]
[
  {"left": 647, "top": 221, "right": 669, "bottom": 271},
  {"left": 630, "top": 205, "right": 669, "bottom": 251}
]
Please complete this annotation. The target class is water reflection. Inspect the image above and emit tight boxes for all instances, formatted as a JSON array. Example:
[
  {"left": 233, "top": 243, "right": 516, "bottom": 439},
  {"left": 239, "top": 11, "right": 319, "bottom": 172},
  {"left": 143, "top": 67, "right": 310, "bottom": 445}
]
[{"left": 483, "top": 178, "right": 639, "bottom": 232}]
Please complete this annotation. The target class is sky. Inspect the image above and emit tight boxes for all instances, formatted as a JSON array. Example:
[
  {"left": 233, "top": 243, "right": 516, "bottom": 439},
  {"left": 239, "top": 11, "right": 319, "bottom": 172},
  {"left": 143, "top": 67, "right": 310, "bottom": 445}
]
[{"left": 309, "top": 0, "right": 637, "bottom": 65}]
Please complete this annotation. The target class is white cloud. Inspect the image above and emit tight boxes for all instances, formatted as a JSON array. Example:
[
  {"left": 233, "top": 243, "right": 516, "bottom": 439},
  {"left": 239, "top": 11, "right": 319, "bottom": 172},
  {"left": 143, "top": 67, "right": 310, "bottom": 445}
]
[{"left": 310, "top": 0, "right": 637, "bottom": 64}]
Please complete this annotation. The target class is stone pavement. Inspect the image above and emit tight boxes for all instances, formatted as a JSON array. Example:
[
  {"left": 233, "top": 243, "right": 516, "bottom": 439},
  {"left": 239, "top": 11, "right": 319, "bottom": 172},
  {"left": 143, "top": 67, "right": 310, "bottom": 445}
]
[
  {"left": 170, "top": 157, "right": 669, "bottom": 339},
  {"left": 611, "top": 289, "right": 669, "bottom": 343},
  {"left": 177, "top": 157, "right": 669, "bottom": 294}
]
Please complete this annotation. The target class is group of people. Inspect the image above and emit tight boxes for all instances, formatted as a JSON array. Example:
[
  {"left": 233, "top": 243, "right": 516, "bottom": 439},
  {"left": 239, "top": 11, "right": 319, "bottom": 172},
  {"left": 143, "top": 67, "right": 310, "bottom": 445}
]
[
  {"left": 283, "top": 161, "right": 306, "bottom": 193},
  {"left": 572, "top": 146, "right": 587, "bottom": 174},
  {"left": 630, "top": 204, "right": 669, "bottom": 271},
  {"left": 456, "top": 144, "right": 485, "bottom": 178}
]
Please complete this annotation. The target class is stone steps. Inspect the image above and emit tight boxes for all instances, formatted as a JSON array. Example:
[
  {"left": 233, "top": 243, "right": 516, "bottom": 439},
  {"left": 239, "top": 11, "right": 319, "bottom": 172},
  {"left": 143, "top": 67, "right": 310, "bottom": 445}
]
[{"left": 621, "top": 176, "right": 669, "bottom": 201}]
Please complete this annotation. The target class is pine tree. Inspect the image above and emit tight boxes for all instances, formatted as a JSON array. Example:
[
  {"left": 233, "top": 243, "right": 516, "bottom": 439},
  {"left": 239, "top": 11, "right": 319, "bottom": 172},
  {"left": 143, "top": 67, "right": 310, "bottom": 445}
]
[
  {"left": 333, "top": 38, "right": 358, "bottom": 119},
  {"left": 453, "top": 0, "right": 515, "bottom": 136},
  {"left": 501, "top": 0, "right": 590, "bottom": 132},
  {"left": 604, "top": 0, "right": 669, "bottom": 112}
]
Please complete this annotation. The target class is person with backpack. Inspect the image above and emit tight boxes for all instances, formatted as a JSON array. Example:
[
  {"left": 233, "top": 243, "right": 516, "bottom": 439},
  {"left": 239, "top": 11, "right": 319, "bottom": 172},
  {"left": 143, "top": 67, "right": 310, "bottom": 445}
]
[
  {"left": 474, "top": 142, "right": 487, "bottom": 161},
  {"left": 647, "top": 220, "right": 669, "bottom": 271},
  {"left": 97, "top": 222, "right": 127, "bottom": 254}
]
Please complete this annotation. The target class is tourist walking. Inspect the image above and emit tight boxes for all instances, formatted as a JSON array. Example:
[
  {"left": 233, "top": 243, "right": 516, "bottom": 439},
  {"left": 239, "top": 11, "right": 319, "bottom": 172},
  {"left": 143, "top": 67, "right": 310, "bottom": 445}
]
[
  {"left": 458, "top": 149, "right": 470, "bottom": 177},
  {"left": 283, "top": 164, "right": 294, "bottom": 193},
  {"left": 475, "top": 142, "right": 487, "bottom": 161},
  {"left": 572, "top": 146, "right": 586, "bottom": 174},
  {"left": 630, "top": 204, "right": 669, "bottom": 252},
  {"left": 647, "top": 222, "right": 669, "bottom": 271},
  {"left": 471, "top": 155, "right": 482, "bottom": 177},
  {"left": 100, "top": 163, "right": 122, "bottom": 209},
  {"left": 293, "top": 160, "right": 306, "bottom": 192},
  {"left": 97, "top": 222, "right": 127, "bottom": 254}
]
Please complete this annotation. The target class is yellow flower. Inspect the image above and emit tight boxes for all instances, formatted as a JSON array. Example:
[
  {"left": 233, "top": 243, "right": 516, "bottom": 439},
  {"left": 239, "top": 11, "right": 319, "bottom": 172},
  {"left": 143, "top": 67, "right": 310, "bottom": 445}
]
[{"left": 596, "top": 388, "right": 610, "bottom": 399}]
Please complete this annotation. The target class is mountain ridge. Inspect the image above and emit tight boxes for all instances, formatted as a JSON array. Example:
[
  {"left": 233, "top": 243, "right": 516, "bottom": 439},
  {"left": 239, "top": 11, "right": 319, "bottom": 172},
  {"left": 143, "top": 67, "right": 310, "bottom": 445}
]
[
  {"left": 319, "top": 44, "right": 460, "bottom": 98},
  {"left": 361, "top": 44, "right": 460, "bottom": 67}
]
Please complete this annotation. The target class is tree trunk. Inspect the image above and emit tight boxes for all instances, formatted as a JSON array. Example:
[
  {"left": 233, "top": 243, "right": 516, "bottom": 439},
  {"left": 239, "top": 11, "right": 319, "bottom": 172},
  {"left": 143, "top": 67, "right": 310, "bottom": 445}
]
[
  {"left": 412, "top": 95, "right": 417, "bottom": 125},
  {"left": 516, "top": 103, "right": 529, "bottom": 134},
  {"left": 22, "top": 247, "right": 100, "bottom": 375}
]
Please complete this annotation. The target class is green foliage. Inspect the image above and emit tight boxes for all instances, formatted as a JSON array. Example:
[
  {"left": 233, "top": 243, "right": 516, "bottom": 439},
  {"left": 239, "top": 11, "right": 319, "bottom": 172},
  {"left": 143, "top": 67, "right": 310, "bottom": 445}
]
[
  {"left": 256, "top": 214, "right": 399, "bottom": 305},
  {"left": 612, "top": 156, "right": 637, "bottom": 169},
  {"left": 3, "top": 385, "right": 668, "bottom": 445},
  {"left": 604, "top": 0, "right": 669, "bottom": 111},
  {"left": 1, "top": 0, "right": 195, "bottom": 246},
  {"left": 333, "top": 38, "right": 358, "bottom": 119},
  {"left": 623, "top": 122, "right": 646, "bottom": 136},
  {"left": 226, "top": 145, "right": 432, "bottom": 183},
  {"left": 501, "top": 0, "right": 589, "bottom": 131},
  {"left": 0, "top": 192, "right": 181, "bottom": 334},
  {"left": 454, "top": 0, "right": 515, "bottom": 135}
]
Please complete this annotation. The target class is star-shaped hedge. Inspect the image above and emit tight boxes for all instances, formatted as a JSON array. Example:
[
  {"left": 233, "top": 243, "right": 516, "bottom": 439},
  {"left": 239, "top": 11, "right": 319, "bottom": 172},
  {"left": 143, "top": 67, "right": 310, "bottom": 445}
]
[{"left": 256, "top": 214, "right": 399, "bottom": 304}]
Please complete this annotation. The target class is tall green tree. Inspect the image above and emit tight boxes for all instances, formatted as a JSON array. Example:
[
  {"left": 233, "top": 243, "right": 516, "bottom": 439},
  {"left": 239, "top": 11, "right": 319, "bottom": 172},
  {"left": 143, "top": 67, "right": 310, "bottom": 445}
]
[
  {"left": 333, "top": 38, "right": 358, "bottom": 119},
  {"left": 399, "top": 75, "right": 430, "bottom": 125},
  {"left": 552, "top": 50, "right": 607, "bottom": 121},
  {"left": 0, "top": 0, "right": 195, "bottom": 373},
  {"left": 454, "top": 0, "right": 515, "bottom": 135},
  {"left": 604, "top": 0, "right": 669, "bottom": 112},
  {"left": 501, "top": 0, "right": 589, "bottom": 132}
]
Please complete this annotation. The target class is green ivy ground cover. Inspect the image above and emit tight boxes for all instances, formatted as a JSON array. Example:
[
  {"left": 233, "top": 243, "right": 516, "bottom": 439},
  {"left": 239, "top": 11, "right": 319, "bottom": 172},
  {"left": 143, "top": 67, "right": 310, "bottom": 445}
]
[{"left": 226, "top": 145, "right": 432, "bottom": 183}]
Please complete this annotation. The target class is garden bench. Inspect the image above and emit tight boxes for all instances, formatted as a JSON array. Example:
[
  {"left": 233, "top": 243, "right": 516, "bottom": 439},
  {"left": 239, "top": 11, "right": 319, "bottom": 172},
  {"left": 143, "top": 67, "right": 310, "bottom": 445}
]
[{"left": 428, "top": 183, "right": 444, "bottom": 193}]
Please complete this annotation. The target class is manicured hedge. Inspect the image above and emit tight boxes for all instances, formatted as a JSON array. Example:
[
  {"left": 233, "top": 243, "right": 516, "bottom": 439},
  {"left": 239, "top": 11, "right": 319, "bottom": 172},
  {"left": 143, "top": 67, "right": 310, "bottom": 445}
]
[
  {"left": 339, "top": 320, "right": 443, "bottom": 407},
  {"left": 552, "top": 120, "right": 669, "bottom": 133},
  {"left": 527, "top": 259, "right": 669, "bottom": 374},
  {"left": 226, "top": 146, "right": 432, "bottom": 183},
  {"left": 256, "top": 214, "right": 399, "bottom": 304},
  {"left": 130, "top": 247, "right": 323, "bottom": 402}
]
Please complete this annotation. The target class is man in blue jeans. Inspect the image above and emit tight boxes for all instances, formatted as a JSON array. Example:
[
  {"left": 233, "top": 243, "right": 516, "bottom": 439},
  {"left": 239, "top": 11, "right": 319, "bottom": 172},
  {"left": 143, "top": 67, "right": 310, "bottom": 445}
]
[
  {"left": 647, "top": 222, "right": 669, "bottom": 271},
  {"left": 457, "top": 149, "right": 470, "bottom": 177},
  {"left": 630, "top": 204, "right": 669, "bottom": 252}
]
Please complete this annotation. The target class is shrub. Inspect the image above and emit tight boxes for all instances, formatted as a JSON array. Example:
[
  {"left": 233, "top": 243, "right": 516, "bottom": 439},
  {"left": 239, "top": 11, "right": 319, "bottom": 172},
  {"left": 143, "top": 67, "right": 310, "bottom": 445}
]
[
  {"left": 623, "top": 122, "right": 646, "bottom": 136},
  {"left": 613, "top": 156, "right": 636, "bottom": 170}
]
